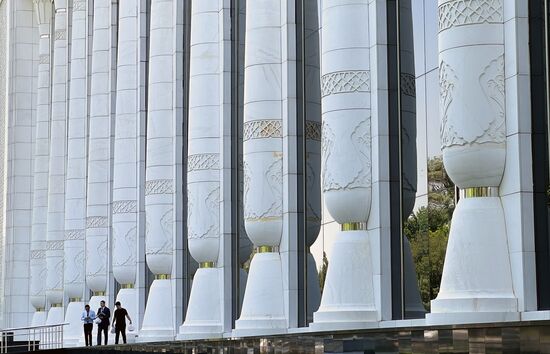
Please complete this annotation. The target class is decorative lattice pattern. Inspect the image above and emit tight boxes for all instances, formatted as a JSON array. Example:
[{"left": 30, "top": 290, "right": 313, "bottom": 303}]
[
  {"left": 73, "top": 0, "right": 87, "bottom": 11},
  {"left": 31, "top": 250, "right": 45, "bottom": 259},
  {"left": 305, "top": 121, "right": 322, "bottom": 141},
  {"left": 55, "top": 29, "right": 66, "bottom": 40},
  {"left": 401, "top": 73, "right": 416, "bottom": 97},
  {"left": 438, "top": 0, "right": 502, "bottom": 32},
  {"left": 321, "top": 70, "right": 371, "bottom": 97},
  {"left": 145, "top": 179, "right": 174, "bottom": 195},
  {"left": 65, "top": 229, "right": 85, "bottom": 240},
  {"left": 39, "top": 54, "right": 49, "bottom": 65},
  {"left": 188, "top": 153, "right": 220, "bottom": 172},
  {"left": 243, "top": 120, "right": 282, "bottom": 141},
  {"left": 86, "top": 216, "right": 108, "bottom": 229},
  {"left": 46, "top": 241, "right": 64, "bottom": 250},
  {"left": 112, "top": 200, "right": 137, "bottom": 214}
]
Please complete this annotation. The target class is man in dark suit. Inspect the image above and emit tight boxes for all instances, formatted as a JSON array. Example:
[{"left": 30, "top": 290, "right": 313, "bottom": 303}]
[{"left": 96, "top": 300, "right": 111, "bottom": 345}]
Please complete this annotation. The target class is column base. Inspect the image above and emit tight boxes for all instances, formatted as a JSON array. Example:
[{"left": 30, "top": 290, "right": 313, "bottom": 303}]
[
  {"left": 115, "top": 288, "right": 138, "bottom": 343},
  {"left": 429, "top": 196, "right": 518, "bottom": 323},
  {"left": 426, "top": 310, "right": 520, "bottom": 325},
  {"left": 234, "top": 252, "right": 287, "bottom": 334},
  {"left": 138, "top": 279, "right": 175, "bottom": 342},
  {"left": 31, "top": 310, "right": 47, "bottom": 327},
  {"left": 312, "top": 230, "right": 378, "bottom": 330},
  {"left": 63, "top": 301, "right": 85, "bottom": 347},
  {"left": 46, "top": 306, "right": 64, "bottom": 325},
  {"left": 177, "top": 268, "right": 223, "bottom": 340}
]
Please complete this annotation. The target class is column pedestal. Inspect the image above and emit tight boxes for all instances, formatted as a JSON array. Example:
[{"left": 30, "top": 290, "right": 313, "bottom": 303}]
[
  {"left": 139, "top": 279, "right": 174, "bottom": 342},
  {"left": 45, "top": 306, "right": 65, "bottom": 325},
  {"left": 31, "top": 311, "right": 47, "bottom": 327},
  {"left": 178, "top": 268, "right": 222, "bottom": 340},
  {"left": 115, "top": 288, "right": 138, "bottom": 343},
  {"left": 311, "top": 230, "right": 378, "bottom": 331},
  {"left": 426, "top": 196, "right": 518, "bottom": 325},
  {"left": 234, "top": 252, "right": 286, "bottom": 335},
  {"left": 63, "top": 301, "right": 85, "bottom": 347}
]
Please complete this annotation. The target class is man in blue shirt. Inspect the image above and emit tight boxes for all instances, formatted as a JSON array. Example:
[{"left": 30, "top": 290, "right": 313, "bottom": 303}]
[{"left": 80, "top": 304, "right": 96, "bottom": 346}]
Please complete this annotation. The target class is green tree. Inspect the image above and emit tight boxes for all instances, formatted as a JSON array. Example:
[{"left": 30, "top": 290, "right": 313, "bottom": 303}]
[{"left": 404, "top": 156, "right": 455, "bottom": 310}]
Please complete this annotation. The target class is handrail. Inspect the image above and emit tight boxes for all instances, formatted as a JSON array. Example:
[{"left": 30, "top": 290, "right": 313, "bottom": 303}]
[{"left": 0, "top": 322, "right": 68, "bottom": 352}]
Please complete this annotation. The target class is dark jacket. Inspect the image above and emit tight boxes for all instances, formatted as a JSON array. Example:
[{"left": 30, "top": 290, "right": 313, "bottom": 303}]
[{"left": 96, "top": 306, "right": 111, "bottom": 327}]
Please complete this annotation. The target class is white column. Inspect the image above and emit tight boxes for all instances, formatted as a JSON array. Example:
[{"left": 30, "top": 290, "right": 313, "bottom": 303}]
[
  {"left": 427, "top": 0, "right": 518, "bottom": 324},
  {"left": 235, "top": 0, "right": 286, "bottom": 333},
  {"left": 179, "top": 0, "right": 224, "bottom": 339},
  {"left": 30, "top": 0, "right": 51, "bottom": 327},
  {"left": 86, "top": 0, "right": 114, "bottom": 309},
  {"left": 112, "top": 0, "right": 140, "bottom": 339},
  {"left": 312, "top": 0, "right": 378, "bottom": 329},
  {"left": 140, "top": 0, "right": 176, "bottom": 341},
  {"left": 63, "top": 0, "right": 88, "bottom": 345},
  {"left": 46, "top": 0, "right": 68, "bottom": 325}
]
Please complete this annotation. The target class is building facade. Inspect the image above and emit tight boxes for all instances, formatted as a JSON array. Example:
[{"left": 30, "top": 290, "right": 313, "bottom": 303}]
[{"left": 0, "top": 0, "right": 549, "bottom": 345}]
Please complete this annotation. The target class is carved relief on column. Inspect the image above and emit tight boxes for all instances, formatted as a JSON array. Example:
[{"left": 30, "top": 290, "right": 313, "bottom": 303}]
[
  {"left": 112, "top": 0, "right": 140, "bottom": 288},
  {"left": 428, "top": 0, "right": 517, "bottom": 321},
  {"left": 64, "top": 0, "right": 88, "bottom": 302},
  {"left": 86, "top": 0, "right": 113, "bottom": 294},
  {"left": 45, "top": 0, "right": 68, "bottom": 307},
  {"left": 30, "top": 0, "right": 52, "bottom": 314}
]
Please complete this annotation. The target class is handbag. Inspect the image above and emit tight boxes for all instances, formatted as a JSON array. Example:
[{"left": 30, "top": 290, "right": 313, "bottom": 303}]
[
  {"left": 128, "top": 324, "right": 135, "bottom": 332},
  {"left": 94, "top": 317, "right": 102, "bottom": 324},
  {"left": 110, "top": 326, "right": 116, "bottom": 334}
]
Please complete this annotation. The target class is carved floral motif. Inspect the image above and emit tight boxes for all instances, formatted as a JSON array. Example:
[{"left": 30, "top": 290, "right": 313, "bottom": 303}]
[{"left": 438, "top": 0, "right": 503, "bottom": 32}]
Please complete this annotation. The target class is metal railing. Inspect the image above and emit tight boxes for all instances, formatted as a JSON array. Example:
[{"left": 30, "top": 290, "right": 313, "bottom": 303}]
[{"left": 0, "top": 323, "right": 67, "bottom": 352}]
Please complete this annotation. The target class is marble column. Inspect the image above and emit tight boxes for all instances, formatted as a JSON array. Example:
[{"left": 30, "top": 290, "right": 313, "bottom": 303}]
[
  {"left": 235, "top": 0, "right": 286, "bottom": 333},
  {"left": 63, "top": 0, "right": 88, "bottom": 345},
  {"left": 312, "top": 0, "right": 378, "bottom": 329},
  {"left": 112, "top": 0, "right": 140, "bottom": 337},
  {"left": 179, "top": 0, "right": 223, "bottom": 339},
  {"left": 86, "top": 0, "right": 114, "bottom": 313},
  {"left": 30, "top": 0, "right": 51, "bottom": 327},
  {"left": 427, "top": 0, "right": 517, "bottom": 324},
  {"left": 45, "top": 0, "right": 68, "bottom": 325},
  {"left": 141, "top": 0, "right": 176, "bottom": 341}
]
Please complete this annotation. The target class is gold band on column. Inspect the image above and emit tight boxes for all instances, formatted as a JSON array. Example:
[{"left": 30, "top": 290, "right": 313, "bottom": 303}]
[
  {"left": 461, "top": 187, "right": 499, "bottom": 198},
  {"left": 35, "top": 307, "right": 45, "bottom": 312},
  {"left": 69, "top": 297, "right": 81, "bottom": 303},
  {"left": 199, "top": 262, "right": 215, "bottom": 268},
  {"left": 51, "top": 303, "right": 63, "bottom": 308},
  {"left": 341, "top": 222, "right": 367, "bottom": 231},
  {"left": 121, "top": 284, "right": 134, "bottom": 289},
  {"left": 92, "top": 291, "right": 106, "bottom": 297},
  {"left": 155, "top": 274, "right": 171, "bottom": 280},
  {"left": 257, "top": 245, "right": 274, "bottom": 253}
]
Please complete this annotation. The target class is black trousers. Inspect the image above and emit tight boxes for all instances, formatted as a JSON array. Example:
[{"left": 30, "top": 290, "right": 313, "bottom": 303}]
[
  {"left": 83, "top": 324, "right": 93, "bottom": 346},
  {"left": 97, "top": 324, "right": 108, "bottom": 345},
  {"left": 115, "top": 326, "right": 126, "bottom": 344}
]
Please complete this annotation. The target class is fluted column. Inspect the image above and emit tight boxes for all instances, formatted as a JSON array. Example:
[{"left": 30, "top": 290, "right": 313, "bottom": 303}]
[
  {"left": 140, "top": 0, "right": 176, "bottom": 340},
  {"left": 45, "top": 0, "right": 68, "bottom": 325},
  {"left": 312, "top": 0, "right": 378, "bottom": 328},
  {"left": 30, "top": 0, "right": 52, "bottom": 327},
  {"left": 179, "top": 0, "right": 223, "bottom": 338},
  {"left": 86, "top": 0, "right": 114, "bottom": 306},
  {"left": 112, "top": 0, "right": 140, "bottom": 330},
  {"left": 63, "top": 0, "right": 88, "bottom": 345},
  {"left": 235, "top": 0, "right": 286, "bottom": 332},
  {"left": 427, "top": 0, "right": 517, "bottom": 324}
]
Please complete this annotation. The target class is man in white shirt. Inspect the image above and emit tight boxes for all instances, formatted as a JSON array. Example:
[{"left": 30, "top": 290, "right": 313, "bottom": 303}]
[{"left": 80, "top": 304, "right": 96, "bottom": 346}]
